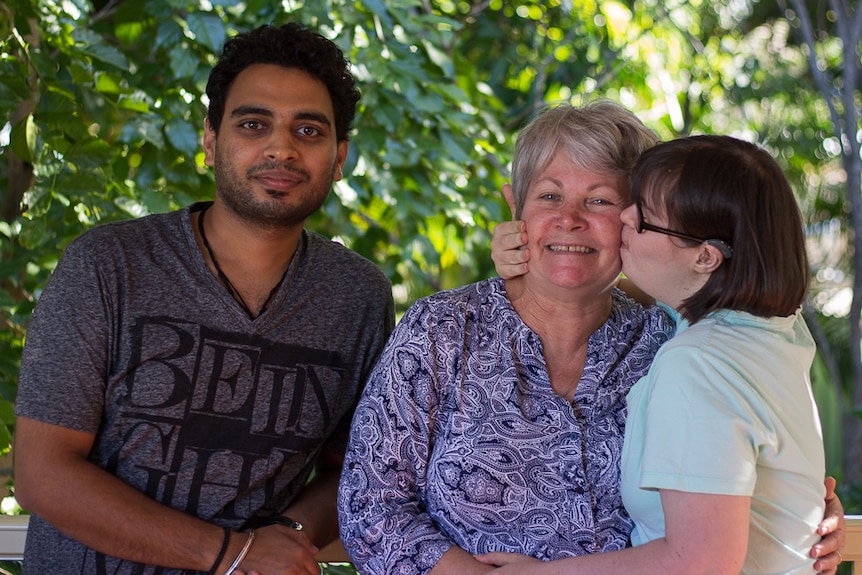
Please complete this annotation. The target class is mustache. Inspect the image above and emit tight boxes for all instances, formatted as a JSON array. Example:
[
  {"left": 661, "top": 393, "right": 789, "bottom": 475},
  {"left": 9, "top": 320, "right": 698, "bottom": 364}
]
[{"left": 246, "top": 162, "right": 310, "bottom": 180}]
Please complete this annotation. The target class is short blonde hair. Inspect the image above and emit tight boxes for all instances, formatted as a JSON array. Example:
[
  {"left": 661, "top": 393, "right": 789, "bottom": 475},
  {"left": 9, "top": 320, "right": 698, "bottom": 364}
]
[{"left": 509, "top": 100, "right": 659, "bottom": 218}]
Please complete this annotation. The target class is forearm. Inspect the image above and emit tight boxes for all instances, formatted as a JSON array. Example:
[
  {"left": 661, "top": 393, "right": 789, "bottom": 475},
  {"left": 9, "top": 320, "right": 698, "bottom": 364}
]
[
  {"left": 483, "top": 538, "right": 741, "bottom": 575},
  {"left": 19, "top": 450, "right": 222, "bottom": 570},
  {"left": 528, "top": 540, "right": 726, "bottom": 575},
  {"left": 15, "top": 417, "right": 223, "bottom": 572},
  {"left": 281, "top": 451, "right": 343, "bottom": 548},
  {"left": 482, "top": 491, "right": 747, "bottom": 575},
  {"left": 429, "top": 546, "right": 496, "bottom": 575}
]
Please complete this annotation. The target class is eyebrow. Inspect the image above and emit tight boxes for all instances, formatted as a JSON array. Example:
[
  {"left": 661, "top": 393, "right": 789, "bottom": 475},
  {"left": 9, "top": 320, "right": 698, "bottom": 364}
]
[
  {"left": 230, "top": 106, "right": 332, "bottom": 128},
  {"left": 230, "top": 105, "right": 273, "bottom": 119},
  {"left": 535, "top": 176, "right": 623, "bottom": 194}
]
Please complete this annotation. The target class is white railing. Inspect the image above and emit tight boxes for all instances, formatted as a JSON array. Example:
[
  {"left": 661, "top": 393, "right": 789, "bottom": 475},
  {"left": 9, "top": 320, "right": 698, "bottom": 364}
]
[
  {"left": 847, "top": 515, "right": 862, "bottom": 574},
  {"left": 0, "top": 515, "right": 27, "bottom": 561},
  {"left": 0, "top": 515, "right": 859, "bottom": 570},
  {"left": 0, "top": 514, "right": 350, "bottom": 563}
]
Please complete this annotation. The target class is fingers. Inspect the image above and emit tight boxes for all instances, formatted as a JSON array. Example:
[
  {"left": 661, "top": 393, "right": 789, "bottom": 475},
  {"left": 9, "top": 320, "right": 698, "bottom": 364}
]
[
  {"left": 810, "top": 480, "right": 845, "bottom": 575},
  {"left": 812, "top": 549, "right": 840, "bottom": 575},
  {"left": 473, "top": 553, "right": 495, "bottom": 565},
  {"left": 474, "top": 552, "right": 505, "bottom": 566},
  {"left": 817, "top": 514, "right": 840, "bottom": 537},
  {"left": 815, "top": 476, "right": 845, "bottom": 541},
  {"left": 820, "top": 477, "right": 843, "bottom": 530},
  {"left": 824, "top": 476, "right": 837, "bottom": 497},
  {"left": 491, "top": 220, "right": 529, "bottom": 280},
  {"left": 242, "top": 526, "right": 322, "bottom": 575},
  {"left": 492, "top": 221, "right": 527, "bottom": 250},
  {"left": 473, "top": 552, "right": 537, "bottom": 567},
  {"left": 493, "top": 219, "right": 526, "bottom": 239}
]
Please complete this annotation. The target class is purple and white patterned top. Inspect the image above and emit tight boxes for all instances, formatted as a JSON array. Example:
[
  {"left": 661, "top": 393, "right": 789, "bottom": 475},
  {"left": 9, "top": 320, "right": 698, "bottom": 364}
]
[{"left": 338, "top": 277, "right": 672, "bottom": 575}]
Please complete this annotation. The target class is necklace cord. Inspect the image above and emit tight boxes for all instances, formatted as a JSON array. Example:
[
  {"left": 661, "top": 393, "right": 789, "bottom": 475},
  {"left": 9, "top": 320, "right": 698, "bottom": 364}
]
[{"left": 197, "top": 205, "right": 287, "bottom": 320}]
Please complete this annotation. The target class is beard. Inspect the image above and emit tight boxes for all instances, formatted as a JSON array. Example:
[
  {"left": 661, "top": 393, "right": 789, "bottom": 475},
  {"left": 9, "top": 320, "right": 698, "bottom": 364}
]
[{"left": 213, "top": 154, "right": 336, "bottom": 229}]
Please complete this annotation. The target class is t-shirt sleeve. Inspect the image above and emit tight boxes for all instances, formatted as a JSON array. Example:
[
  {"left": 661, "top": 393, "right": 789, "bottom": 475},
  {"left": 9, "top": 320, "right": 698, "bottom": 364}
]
[
  {"left": 638, "top": 346, "right": 760, "bottom": 497},
  {"left": 15, "top": 234, "right": 111, "bottom": 433},
  {"left": 323, "top": 281, "right": 395, "bottom": 457}
]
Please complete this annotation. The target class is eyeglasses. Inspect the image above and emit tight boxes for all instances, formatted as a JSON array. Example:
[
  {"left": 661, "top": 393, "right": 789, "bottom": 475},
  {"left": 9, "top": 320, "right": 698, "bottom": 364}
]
[{"left": 636, "top": 204, "right": 733, "bottom": 259}]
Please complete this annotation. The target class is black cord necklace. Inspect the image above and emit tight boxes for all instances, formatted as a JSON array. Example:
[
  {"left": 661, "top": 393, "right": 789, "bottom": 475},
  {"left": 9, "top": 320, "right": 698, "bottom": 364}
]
[{"left": 197, "top": 205, "right": 287, "bottom": 320}]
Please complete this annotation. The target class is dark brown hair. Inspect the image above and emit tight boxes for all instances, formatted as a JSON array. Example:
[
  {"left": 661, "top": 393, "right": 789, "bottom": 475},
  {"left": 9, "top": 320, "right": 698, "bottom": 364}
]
[
  {"left": 206, "top": 23, "right": 360, "bottom": 141},
  {"left": 630, "top": 135, "right": 808, "bottom": 322}
]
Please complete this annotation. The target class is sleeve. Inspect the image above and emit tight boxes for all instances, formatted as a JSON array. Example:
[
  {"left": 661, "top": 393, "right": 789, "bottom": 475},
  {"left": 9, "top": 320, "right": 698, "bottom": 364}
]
[
  {"left": 337, "top": 299, "right": 456, "bottom": 575},
  {"left": 638, "top": 346, "right": 760, "bottom": 497},
  {"left": 15, "top": 234, "right": 112, "bottom": 433},
  {"left": 324, "top": 278, "right": 396, "bottom": 457}
]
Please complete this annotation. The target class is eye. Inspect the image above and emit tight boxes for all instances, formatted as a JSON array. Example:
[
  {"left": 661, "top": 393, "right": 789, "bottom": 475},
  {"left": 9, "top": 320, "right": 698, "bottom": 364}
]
[
  {"left": 536, "top": 192, "right": 561, "bottom": 202},
  {"left": 239, "top": 119, "right": 267, "bottom": 131},
  {"left": 588, "top": 196, "right": 622, "bottom": 209},
  {"left": 297, "top": 125, "right": 323, "bottom": 137}
]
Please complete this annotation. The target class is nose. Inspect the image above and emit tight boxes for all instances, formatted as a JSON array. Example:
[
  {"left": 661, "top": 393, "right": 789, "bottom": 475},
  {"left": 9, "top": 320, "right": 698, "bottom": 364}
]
[
  {"left": 619, "top": 204, "right": 637, "bottom": 230},
  {"left": 556, "top": 204, "right": 587, "bottom": 229},
  {"left": 264, "top": 129, "right": 298, "bottom": 162}
]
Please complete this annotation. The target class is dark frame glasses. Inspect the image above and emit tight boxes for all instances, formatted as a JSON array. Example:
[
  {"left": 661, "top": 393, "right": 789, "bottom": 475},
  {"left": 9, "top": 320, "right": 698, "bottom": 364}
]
[{"left": 636, "top": 204, "right": 733, "bottom": 259}]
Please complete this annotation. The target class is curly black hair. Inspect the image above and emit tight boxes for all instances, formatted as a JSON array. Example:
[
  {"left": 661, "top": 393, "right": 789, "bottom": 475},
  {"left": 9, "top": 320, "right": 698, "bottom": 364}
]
[{"left": 205, "top": 23, "right": 360, "bottom": 142}]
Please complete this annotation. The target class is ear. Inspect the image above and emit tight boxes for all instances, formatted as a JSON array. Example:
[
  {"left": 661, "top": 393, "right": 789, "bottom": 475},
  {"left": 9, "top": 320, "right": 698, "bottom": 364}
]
[
  {"left": 203, "top": 118, "right": 216, "bottom": 168},
  {"left": 693, "top": 242, "right": 725, "bottom": 275},
  {"left": 502, "top": 183, "right": 517, "bottom": 218},
  {"left": 333, "top": 140, "right": 349, "bottom": 182}
]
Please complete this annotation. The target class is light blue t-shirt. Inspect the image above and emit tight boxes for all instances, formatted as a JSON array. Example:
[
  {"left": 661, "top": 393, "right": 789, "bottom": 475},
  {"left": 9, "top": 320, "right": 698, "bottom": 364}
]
[{"left": 621, "top": 307, "right": 825, "bottom": 574}]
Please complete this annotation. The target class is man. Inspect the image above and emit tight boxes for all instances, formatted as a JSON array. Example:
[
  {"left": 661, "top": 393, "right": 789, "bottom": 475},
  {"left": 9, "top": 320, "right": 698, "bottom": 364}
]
[{"left": 14, "top": 23, "right": 394, "bottom": 575}]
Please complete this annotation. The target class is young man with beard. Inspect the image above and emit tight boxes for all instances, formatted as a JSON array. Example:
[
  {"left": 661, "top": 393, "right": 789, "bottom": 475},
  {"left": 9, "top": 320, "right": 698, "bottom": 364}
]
[{"left": 14, "top": 23, "right": 394, "bottom": 575}]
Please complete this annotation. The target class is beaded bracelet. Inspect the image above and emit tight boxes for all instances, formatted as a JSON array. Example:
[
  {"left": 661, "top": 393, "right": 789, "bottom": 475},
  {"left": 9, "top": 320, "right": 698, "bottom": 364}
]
[
  {"left": 207, "top": 527, "right": 231, "bottom": 575},
  {"left": 223, "top": 529, "right": 255, "bottom": 575}
]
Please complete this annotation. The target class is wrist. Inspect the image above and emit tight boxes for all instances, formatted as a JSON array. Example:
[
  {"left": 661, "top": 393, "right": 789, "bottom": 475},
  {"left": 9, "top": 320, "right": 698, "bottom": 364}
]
[
  {"left": 221, "top": 529, "right": 255, "bottom": 575},
  {"left": 208, "top": 527, "right": 231, "bottom": 575}
]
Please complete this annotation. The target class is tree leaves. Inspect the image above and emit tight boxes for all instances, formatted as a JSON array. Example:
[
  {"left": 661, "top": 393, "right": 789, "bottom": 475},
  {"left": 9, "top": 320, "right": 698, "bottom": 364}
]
[
  {"left": 0, "top": 0, "right": 859, "bottom": 490},
  {"left": 185, "top": 12, "right": 226, "bottom": 53}
]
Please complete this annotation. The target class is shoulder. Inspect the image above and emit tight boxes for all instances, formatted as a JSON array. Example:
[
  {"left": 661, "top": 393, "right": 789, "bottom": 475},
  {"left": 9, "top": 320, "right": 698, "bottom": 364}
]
[
  {"left": 646, "top": 317, "right": 740, "bottom": 392},
  {"left": 302, "top": 231, "right": 390, "bottom": 289},
  {"left": 54, "top": 211, "right": 189, "bottom": 280},
  {"left": 66, "top": 210, "right": 187, "bottom": 255},
  {"left": 412, "top": 278, "right": 504, "bottom": 315},
  {"left": 608, "top": 287, "right": 674, "bottom": 342},
  {"left": 303, "top": 229, "right": 372, "bottom": 263},
  {"left": 396, "top": 278, "right": 505, "bottom": 330}
]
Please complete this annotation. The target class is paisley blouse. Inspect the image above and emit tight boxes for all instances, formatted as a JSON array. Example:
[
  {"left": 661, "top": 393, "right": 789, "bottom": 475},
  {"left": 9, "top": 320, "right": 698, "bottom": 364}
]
[{"left": 338, "top": 278, "right": 672, "bottom": 575}]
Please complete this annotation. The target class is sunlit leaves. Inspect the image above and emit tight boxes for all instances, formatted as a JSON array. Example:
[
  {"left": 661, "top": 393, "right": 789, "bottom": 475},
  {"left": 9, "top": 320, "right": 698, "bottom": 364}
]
[
  {"left": 185, "top": 12, "right": 226, "bottom": 52},
  {"left": 8, "top": 115, "right": 36, "bottom": 162},
  {"left": 1, "top": 0, "right": 859, "bottom": 490},
  {"left": 164, "top": 118, "right": 199, "bottom": 156},
  {"left": 169, "top": 45, "right": 199, "bottom": 78},
  {"left": 72, "top": 28, "right": 129, "bottom": 70}
]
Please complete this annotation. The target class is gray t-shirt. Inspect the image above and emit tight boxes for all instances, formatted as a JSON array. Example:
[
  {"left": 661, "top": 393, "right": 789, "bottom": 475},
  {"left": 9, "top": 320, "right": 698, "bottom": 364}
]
[{"left": 16, "top": 202, "right": 395, "bottom": 574}]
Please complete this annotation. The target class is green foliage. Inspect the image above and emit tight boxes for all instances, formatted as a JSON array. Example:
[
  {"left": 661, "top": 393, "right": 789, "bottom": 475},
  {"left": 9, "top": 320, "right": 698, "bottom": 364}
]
[
  {"left": 1, "top": 0, "right": 860, "bottom": 516},
  {"left": 321, "top": 564, "right": 359, "bottom": 575}
]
